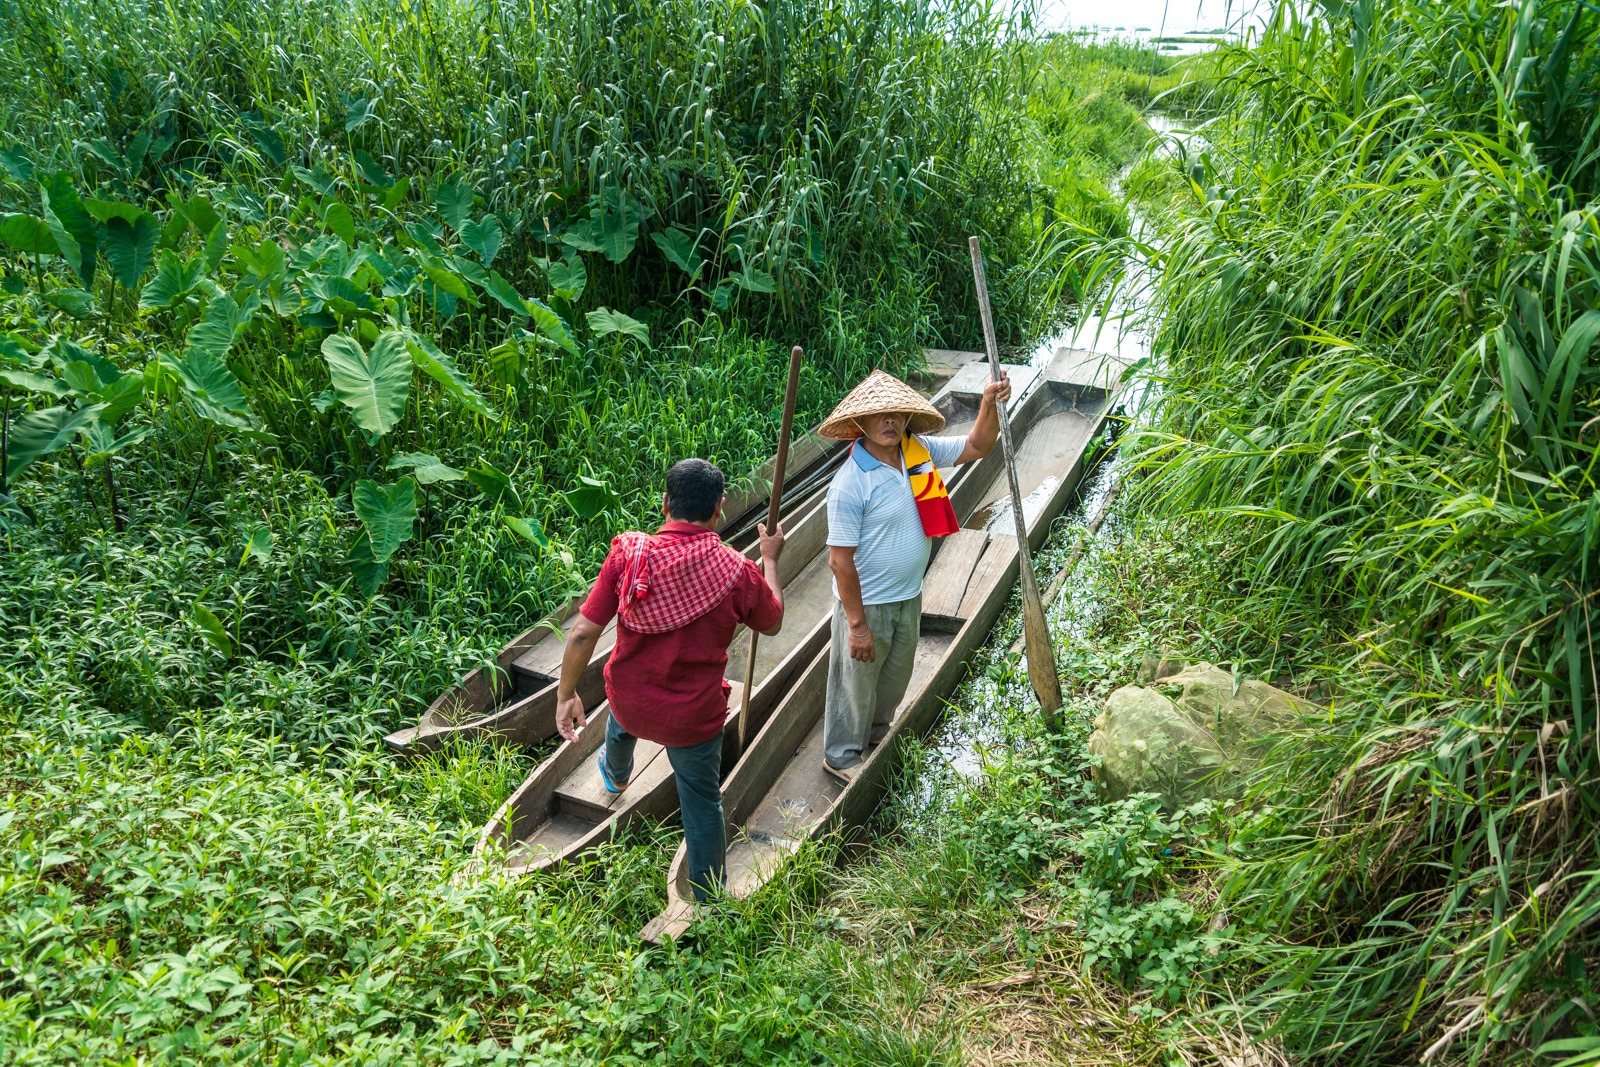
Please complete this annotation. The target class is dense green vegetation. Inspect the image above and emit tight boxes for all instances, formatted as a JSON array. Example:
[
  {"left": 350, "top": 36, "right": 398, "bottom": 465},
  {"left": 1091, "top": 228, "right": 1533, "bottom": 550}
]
[
  {"left": 1054, "top": 0, "right": 1600, "bottom": 1061},
  {"left": 0, "top": 0, "right": 1165, "bottom": 1061}
]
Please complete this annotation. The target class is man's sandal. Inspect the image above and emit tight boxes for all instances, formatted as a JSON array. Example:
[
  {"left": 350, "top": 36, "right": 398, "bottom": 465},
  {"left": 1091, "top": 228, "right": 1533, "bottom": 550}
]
[
  {"left": 597, "top": 753, "right": 631, "bottom": 794},
  {"left": 823, "top": 761, "right": 860, "bottom": 785}
]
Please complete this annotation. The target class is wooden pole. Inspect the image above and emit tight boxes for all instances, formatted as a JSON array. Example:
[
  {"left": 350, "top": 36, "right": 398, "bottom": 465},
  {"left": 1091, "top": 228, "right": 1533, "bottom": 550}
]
[
  {"left": 736, "top": 345, "right": 805, "bottom": 755},
  {"left": 968, "top": 237, "right": 1063, "bottom": 721}
]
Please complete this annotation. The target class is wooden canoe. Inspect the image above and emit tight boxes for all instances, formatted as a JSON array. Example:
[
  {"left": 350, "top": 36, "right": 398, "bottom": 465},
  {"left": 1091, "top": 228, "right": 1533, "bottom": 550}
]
[
  {"left": 470, "top": 360, "right": 1054, "bottom": 875},
  {"left": 640, "top": 346, "right": 1124, "bottom": 941},
  {"left": 383, "top": 432, "right": 849, "bottom": 756}
]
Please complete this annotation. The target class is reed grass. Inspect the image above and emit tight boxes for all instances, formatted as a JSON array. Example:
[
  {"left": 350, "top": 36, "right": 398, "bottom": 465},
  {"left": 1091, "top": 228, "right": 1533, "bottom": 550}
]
[{"left": 1066, "top": 0, "right": 1600, "bottom": 1060}]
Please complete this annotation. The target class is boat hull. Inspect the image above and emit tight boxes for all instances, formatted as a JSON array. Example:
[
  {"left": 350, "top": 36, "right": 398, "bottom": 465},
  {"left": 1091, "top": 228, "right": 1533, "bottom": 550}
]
[{"left": 642, "top": 346, "right": 1125, "bottom": 941}]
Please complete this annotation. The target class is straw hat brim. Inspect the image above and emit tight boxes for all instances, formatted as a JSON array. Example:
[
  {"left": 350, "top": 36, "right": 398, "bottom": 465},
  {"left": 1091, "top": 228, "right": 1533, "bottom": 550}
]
[{"left": 817, "top": 370, "right": 945, "bottom": 440}]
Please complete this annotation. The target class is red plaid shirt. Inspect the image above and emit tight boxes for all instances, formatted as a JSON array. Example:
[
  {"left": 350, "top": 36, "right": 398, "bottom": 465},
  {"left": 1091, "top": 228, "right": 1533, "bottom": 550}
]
[{"left": 580, "top": 521, "right": 782, "bottom": 747}]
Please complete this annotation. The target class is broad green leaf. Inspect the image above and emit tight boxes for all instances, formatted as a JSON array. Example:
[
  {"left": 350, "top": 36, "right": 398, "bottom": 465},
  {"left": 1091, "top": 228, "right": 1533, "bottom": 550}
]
[
  {"left": 58, "top": 361, "right": 107, "bottom": 395},
  {"left": 175, "top": 346, "right": 256, "bottom": 430},
  {"left": 544, "top": 255, "right": 587, "bottom": 300},
  {"left": 241, "top": 525, "right": 273, "bottom": 565},
  {"left": 487, "top": 337, "right": 525, "bottom": 385},
  {"left": 526, "top": 296, "right": 578, "bottom": 355},
  {"left": 344, "top": 96, "right": 378, "bottom": 132},
  {"left": 449, "top": 254, "right": 490, "bottom": 289},
  {"left": 192, "top": 602, "right": 233, "bottom": 657},
  {"left": 404, "top": 221, "right": 446, "bottom": 255},
  {"left": 159, "top": 211, "right": 188, "bottom": 251},
  {"left": 103, "top": 212, "right": 159, "bottom": 288},
  {"left": 40, "top": 171, "right": 98, "bottom": 286},
  {"left": 352, "top": 476, "right": 417, "bottom": 563},
  {"left": 0, "top": 488, "right": 30, "bottom": 530},
  {"left": 419, "top": 281, "right": 458, "bottom": 320},
  {"left": 435, "top": 179, "right": 474, "bottom": 232},
  {"left": 45, "top": 288, "right": 97, "bottom": 319},
  {"left": 124, "top": 131, "right": 152, "bottom": 174},
  {"left": 403, "top": 331, "right": 497, "bottom": 420},
  {"left": 243, "top": 117, "right": 287, "bottom": 166},
  {"left": 46, "top": 337, "right": 116, "bottom": 382},
  {"left": 729, "top": 268, "right": 776, "bottom": 293},
  {"left": 85, "top": 140, "right": 126, "bottom": 173},
  {"left": 85, "top": 199, "right": 143, "bottom": 224},
  {"left": 347, "top": 531, "right": 388, "bottom": 595},
  {"left": 1, "top": 274, "right": 22, "bottom": 295},
  {"left": 484, "top": 270, "right": 532, "bottom": 317},
  {"left": 560, "top": 220, "right": 605, "bottom": 255},
  {"left": 290, "top": 164, "right": 339, "bottom": 198},
  {"left": 352, "top": 149, "right": 393, "bottom": 189},
  {"left": 77, "top": 419, "right": 152, "bottom": 465},
  {"left": 563, "top": 473, "right": 621, "bottom": 519},
  {"left": 171, "top": 193, "right": 221, "bottom": 237},
  {"left": 232, "top": 238, "right": 286, "bottom": 282},
  {"left": 504, "top": 514, "right": 549, "bottom": 548},
  {"left": 383, "top": 176, "right": 411, "bottom": 210},
  {"left": 0, "top": 334, "right": 38, "bottom": 368},
  {"left": 650, "top": 228, "right": 703, "bottom": 280},
  {"left": 321, "top": 331, "right": 411, "bottom": 435},
  {"left": 387, "top": 452, "right": 465, "bottom": 484},
  {"left": 0, "top": 214, "right": 59, "bottom": 255},
  {"left": 140, "top": 250, "right": 205, "bottom": 310},
  {"left": 323, "top": 199, "right": 356, "bottom": 245},
  {"left": 2, "top": 403, "right": 104, "bottom": 481},
  {"left": 564, "top": 186, "right": 653, "bottom": 264},
  {"left": 204, "top": 221, "right": 229, "bottom": 273},
  {"left": 95, "top": 374, "right": 146, "bottom": 425},
  {"left": 0, "top": 144, "right": 33, "bottom": 183},
  {"left": 0, "top": 369, "right": 70, "bottom": 398},
  {"left": 459, "top": 216, "right": 502, "bottom": 265},
  {"left": 307, "top": 273, "right": 375, "bottom": 316},
  {"left": 185, "top": 292, "right": 258, "bottom": 361},
  {"left": 587, "top": 307, "right": 650, "bottom": 344},
  {"left": 465, "top": 459, "right": 521, "bottom": 511},
  {"left": 419, "top": 262, "right": 478, "bottom": 306}
]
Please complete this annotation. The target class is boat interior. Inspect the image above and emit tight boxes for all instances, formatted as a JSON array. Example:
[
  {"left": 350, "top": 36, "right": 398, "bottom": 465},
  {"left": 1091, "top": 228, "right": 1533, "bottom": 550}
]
[{"left": 479, "top": 359, "right": 1067, "bottom": 871}]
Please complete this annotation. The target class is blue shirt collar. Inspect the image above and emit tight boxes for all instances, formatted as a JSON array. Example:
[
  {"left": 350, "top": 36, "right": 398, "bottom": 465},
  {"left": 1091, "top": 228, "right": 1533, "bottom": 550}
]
[{"left": 850, "top": 438, "right": 900, "bottom": 472}]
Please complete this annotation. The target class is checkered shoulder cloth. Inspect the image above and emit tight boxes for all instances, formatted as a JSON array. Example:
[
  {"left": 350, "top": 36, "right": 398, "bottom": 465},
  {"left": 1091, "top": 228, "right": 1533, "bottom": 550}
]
[{"left": 613, "top": 529, "right": 747, "bottom": 633}]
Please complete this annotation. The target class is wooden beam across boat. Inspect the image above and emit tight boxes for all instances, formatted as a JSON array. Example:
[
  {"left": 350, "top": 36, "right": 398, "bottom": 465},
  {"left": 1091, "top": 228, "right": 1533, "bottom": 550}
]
[
  {"left": 383, "top": 432, "right": 851, "bottom": 756},
  {"left": 640, "top": 345, "right": 1125, "bottom": 942},
  {"left": 468, "top": 361, "right": 1054, "bottom": 876}
]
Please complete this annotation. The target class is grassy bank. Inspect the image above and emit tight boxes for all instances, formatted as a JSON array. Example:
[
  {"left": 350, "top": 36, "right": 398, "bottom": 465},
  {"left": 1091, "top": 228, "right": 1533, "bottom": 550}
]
[
  {"left": 0, "top": 4, "right": 1165, "bottom": 1062},
  {"left": 1010, "top": 0, "right": 1600, "bottom": 1062}
]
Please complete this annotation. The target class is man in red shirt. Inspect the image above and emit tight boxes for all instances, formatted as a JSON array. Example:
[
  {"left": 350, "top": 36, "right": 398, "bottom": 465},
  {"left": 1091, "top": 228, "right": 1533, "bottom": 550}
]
[{"left": 554, "top": 458, "right": 784, "bottom": 900}]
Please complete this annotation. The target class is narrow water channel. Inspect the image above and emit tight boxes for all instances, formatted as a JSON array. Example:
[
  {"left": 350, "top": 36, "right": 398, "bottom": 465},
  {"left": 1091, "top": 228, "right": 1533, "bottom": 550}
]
[{"left": 875, "top": 110, "right": 1196, "bottom": 827}]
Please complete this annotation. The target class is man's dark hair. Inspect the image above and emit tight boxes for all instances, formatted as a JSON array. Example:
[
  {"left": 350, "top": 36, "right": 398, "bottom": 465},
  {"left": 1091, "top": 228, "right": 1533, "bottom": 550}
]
[{"left": 665, "top": 458, "right": 725, "bottom": 523}]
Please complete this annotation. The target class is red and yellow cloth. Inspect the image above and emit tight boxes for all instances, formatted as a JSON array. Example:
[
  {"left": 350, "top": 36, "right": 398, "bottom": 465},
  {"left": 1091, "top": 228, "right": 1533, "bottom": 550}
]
[{"left": 902, "top": 432, "right": 959, "bottom": 537}]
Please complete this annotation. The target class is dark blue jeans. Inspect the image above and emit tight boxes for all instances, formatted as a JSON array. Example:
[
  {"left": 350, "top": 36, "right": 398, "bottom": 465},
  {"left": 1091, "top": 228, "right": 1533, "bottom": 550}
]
[{"left": 604, "top": 713, "right": 725, "bottom": 901}]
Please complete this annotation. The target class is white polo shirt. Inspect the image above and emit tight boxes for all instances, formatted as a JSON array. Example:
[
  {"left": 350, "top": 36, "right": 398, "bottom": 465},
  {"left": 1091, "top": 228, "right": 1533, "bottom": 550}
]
[{"left": 826, "top": 434, "right": 967, "bottom": 605}]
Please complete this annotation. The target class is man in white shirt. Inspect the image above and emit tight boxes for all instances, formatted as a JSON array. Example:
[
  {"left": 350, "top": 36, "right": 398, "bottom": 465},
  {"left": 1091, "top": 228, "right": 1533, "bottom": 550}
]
[{"left": 816, "top": 369, "right": 1010, "bottom": 781}]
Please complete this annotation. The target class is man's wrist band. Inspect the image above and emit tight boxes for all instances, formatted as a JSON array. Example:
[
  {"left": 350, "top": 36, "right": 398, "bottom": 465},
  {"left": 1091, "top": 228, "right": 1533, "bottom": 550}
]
[{"left": 849, "top": 629, "right": 870, "bottom": 638}]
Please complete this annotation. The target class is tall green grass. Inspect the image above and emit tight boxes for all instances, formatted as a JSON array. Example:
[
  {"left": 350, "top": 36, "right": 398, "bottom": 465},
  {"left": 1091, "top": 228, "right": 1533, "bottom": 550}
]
[
  {"left": 0, "top": 0, "right": 1077, "bottom": 351},
  {"left": 1097, "top": 0, "right": 1600, "bottom": 1061}
]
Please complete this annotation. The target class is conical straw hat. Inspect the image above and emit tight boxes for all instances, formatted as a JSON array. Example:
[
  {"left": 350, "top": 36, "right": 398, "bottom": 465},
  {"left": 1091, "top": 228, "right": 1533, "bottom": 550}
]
[{"left": 818, "top": 370, "right": 945, "bottom": 440}]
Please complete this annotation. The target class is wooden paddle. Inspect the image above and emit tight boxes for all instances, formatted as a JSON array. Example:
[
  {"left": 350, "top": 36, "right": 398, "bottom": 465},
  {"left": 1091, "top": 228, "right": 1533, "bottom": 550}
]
[
  {"left": 736, "top": 344, "right": 805, "bottom": 755},
  {"left": 968, "top": 237, "right": 1064, "bottom": 722}
]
